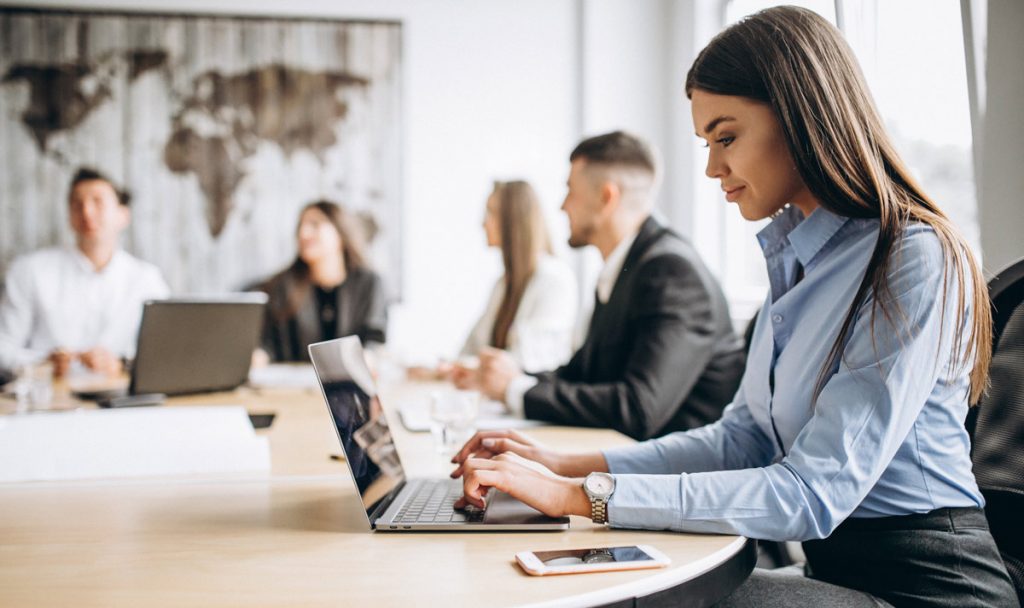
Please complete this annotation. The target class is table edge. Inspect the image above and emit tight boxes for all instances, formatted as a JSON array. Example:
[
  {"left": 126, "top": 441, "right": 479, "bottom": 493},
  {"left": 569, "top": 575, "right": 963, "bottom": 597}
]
[{"left": 519, "top": 536, "right": 753, "bottom": 608}]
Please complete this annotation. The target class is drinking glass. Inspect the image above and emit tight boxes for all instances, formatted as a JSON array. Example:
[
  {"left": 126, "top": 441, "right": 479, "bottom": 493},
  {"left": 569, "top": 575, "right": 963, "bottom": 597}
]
[{"left": 429, "top": 389, "right": 480, "bottom": 455}]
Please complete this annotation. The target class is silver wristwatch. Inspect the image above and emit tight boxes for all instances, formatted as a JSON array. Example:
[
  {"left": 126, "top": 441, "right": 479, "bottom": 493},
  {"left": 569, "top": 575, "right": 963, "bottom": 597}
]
[{"left": 583, "top": 472, "right": 616, "bottom": 524}]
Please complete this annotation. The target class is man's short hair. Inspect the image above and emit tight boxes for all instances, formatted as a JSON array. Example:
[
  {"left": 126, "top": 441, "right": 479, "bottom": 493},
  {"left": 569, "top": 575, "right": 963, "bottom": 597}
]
[
  {"left": 569, "top": 131, "right": 657, "bottom": 175},
  {"left": 69, "top": 167, "right": 132, "bottom": 207}
]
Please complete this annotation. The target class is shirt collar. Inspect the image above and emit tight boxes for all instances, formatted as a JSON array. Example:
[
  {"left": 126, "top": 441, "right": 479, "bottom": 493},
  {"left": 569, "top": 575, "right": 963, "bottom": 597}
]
[
  {"left": 68, "top": 245, "right": 125, "bottom": 275},
  {"left": 757, "top": 205, "right": 848, "bottom": 268},
  {"left": 596, "top": 226, "right": 641, "bottom": 303}
]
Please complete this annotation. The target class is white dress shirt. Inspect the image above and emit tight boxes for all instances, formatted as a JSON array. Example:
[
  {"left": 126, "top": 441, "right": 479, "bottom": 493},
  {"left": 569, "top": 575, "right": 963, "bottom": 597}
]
[
  {"left": 460, "top": 255, "right": 578, "bottom": 373},
  {"left": 0, "top": 246, "right": 170, "bottom": 372},
  {"left": 594, "top": 228, "right": 640, "bottom": 304},
  {"left": 505, "top": 229, "right": 641, "bottom": 415}
]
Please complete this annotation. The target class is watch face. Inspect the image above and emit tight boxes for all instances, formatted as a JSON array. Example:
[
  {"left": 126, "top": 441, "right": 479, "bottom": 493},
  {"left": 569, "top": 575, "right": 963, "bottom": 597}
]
[
  {"left": 585, "top": 474, "right": 614, "bottom": 496},
  {"left": 583, "top": 550, "right": 615, "bottom": 564}
]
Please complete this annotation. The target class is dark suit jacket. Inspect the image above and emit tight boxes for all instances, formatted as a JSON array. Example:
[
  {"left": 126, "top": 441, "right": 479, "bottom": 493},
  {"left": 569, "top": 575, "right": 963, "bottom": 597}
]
[
  {"left": 524, "top": 217, "right": 744, "bottom": 440},
  {"left": 259, "top": 266, "right": 387, "bottom": 362}
]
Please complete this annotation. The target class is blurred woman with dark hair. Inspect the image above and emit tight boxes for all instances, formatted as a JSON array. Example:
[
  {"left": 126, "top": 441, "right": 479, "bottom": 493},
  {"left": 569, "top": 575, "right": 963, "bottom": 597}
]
[
  {"left": 456, "top": 180, "right": 576, "bottom": 373},
  {"left": 259, "top": 200, "right": 386, "bottom": 362}
]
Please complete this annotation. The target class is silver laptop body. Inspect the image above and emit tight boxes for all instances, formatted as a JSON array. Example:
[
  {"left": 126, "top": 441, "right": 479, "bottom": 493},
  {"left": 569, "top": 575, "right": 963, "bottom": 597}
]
[{"left": 308, "top": 336, "right": 569, "bottom": 532}]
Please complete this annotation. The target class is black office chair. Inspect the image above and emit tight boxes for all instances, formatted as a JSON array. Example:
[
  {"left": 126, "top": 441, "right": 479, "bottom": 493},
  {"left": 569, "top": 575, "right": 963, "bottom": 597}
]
[{"left": 966, "top": 256, "right": 1024, "bottom": 604}]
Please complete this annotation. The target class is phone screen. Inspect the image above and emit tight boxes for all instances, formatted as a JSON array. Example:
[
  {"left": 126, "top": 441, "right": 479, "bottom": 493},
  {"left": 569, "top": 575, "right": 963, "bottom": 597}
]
[{"left": 532, "top": 545, "right": 654, "bottom": 566}]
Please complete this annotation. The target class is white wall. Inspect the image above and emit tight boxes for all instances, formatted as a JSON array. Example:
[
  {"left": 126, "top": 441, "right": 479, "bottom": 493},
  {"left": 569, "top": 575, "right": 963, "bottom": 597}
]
[
  {"left": 9, "top": 0, "right": 711, "bottom": 362},
  {"left": 10, "top": 0, "right": 586, "bottom": 363},
  {"left": 577, "top": 0, "right": 720, "bottom": 237}
]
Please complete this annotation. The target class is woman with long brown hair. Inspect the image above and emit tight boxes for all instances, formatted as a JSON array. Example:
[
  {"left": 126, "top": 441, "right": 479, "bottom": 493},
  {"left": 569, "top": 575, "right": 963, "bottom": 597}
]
[
  {"left": 449, "top": 7, "right": 1017, "bottom": 606},
  {"left": 259, "top": 200, "right": 386, "bottom": 362},
  {"left": 456, "top": 180, "right": 576, "bottom": 373}
]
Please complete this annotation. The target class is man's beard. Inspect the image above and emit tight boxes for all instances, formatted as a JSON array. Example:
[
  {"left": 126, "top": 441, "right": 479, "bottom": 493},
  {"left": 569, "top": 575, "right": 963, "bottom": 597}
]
[{"left": 567, "top": 221, "right": 594, "bottom": 248}]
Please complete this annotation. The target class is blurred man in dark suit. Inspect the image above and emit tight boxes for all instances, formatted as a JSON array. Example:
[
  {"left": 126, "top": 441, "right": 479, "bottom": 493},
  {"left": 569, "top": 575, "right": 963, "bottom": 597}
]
[{"left": 454, "top": 131, "right": 743, "bottom": 440}]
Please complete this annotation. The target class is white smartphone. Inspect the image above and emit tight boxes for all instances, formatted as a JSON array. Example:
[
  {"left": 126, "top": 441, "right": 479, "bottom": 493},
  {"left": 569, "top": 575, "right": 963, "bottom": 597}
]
[{"left": 515, "top": 544, "right": 671, "bottom": 576}]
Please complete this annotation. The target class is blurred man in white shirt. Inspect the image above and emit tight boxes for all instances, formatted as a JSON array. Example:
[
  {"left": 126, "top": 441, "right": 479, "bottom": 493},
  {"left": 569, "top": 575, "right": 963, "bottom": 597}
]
[{"left": 0, "top": 168, "right": 169, "bottom": 377}]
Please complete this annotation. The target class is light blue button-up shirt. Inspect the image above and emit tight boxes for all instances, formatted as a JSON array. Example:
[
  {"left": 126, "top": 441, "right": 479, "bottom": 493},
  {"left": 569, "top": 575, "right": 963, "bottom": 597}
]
[{"left": 603, "top": 205, "right": 982, "bottom": 541}]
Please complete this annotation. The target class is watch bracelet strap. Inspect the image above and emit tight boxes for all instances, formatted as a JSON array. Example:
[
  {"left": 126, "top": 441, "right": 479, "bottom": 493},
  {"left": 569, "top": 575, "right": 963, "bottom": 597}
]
[{"left": 591, "top": 498, "right": 608, "bottom": 524}]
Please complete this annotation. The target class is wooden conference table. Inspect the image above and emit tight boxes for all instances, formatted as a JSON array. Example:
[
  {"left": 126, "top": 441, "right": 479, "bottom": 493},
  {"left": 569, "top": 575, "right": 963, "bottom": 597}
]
[{"left": 0, "top": 377, "right": 753, "bottom": 608}]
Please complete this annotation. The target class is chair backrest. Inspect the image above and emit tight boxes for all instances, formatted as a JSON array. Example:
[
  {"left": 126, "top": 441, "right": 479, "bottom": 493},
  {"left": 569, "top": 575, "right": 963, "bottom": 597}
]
[
  {"left": 743, "top": 312, "right": 758, "bottom": 355},
  {"left": 968, "top": 256, "right": 1024, "bottom": 602}
]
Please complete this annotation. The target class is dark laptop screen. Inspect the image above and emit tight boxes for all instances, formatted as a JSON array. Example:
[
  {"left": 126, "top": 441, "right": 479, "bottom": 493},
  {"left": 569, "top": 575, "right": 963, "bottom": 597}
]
[{"left": 309, "top": 338, "right": 405, "bottom": 521}]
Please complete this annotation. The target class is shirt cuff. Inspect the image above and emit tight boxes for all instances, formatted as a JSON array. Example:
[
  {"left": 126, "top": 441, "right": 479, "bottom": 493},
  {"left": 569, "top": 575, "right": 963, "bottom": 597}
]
[
  {"left": 607, "top": 474, "right": 684, "bottom": 530},
  {"left": 504, "top": 374, "right": 538, "bottom": 418}
]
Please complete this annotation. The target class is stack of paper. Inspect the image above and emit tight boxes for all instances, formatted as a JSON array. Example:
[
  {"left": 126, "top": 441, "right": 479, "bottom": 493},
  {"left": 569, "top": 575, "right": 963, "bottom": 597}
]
[
  {"left": 398, "top": 400, "right": 547, "bottom": 432},
  {"left": 248, "top": 363, "right": 319, "bottom": 389},
  {"left": 0, "top": 406, "right": 270, "bottom": 483}
]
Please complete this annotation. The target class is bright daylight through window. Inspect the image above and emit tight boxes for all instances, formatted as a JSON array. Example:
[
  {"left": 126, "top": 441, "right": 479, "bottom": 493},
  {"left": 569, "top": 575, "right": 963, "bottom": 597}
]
[{"left": 698, "top": 0, "right": 978, "bottom": 323}]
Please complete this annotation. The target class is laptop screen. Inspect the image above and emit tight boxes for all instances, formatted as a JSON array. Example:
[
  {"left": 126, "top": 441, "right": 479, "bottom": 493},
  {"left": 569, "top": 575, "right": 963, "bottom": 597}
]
[{"left": 309, "top": 337, "right": 406, "bottom": 521}]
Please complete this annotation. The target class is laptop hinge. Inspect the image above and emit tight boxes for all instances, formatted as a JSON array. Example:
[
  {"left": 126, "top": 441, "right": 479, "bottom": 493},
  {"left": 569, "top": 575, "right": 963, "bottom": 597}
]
[{"left": 367, "top": 478, "right": 407, "bottom": 528}]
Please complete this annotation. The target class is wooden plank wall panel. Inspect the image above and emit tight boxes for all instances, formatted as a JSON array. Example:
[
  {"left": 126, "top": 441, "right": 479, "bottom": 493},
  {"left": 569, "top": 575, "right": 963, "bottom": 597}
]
[{"left": 0, "top": 9, "right": 402, "bottom": 297}]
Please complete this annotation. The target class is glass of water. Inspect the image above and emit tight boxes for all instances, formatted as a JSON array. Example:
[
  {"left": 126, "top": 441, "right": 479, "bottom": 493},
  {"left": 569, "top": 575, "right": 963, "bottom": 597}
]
[
  {"left": 429, "top": 389, "right": 480, "bottom": 455},
  {"left": 12, "top": 362, "right": 54, "bottom": 414}
]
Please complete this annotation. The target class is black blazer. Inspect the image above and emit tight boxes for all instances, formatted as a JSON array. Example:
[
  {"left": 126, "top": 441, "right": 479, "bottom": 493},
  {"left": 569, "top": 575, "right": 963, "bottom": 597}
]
[
  {"left": 524, "top": 217, "right": 744, "bottom": 440},
  {"left": 259, "top": 265, "right": 387, "bottom": 362}
]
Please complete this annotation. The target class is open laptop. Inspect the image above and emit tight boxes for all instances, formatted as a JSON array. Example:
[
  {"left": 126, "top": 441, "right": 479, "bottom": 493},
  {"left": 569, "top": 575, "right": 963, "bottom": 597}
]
[
  {"left": 130, "top": 295, "right": 267, "bottom": 395},
  {"left": 75, "top": 294, "right": 268, "bottom": 401},
  {"left": 308, "top": 336, "right": 569, "bottom": 531}
]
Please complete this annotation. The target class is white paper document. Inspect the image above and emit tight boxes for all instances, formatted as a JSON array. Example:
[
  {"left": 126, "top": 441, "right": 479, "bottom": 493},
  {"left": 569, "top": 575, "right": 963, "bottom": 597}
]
[
  {"left": 0, "top": 406, "right": 270, "bottom": 483},
  {"left": 398, "top": 400, "right": 547, "bottom": 433},
  {"left": 247, "top": 363, "right": 319, "bottom": 389}
]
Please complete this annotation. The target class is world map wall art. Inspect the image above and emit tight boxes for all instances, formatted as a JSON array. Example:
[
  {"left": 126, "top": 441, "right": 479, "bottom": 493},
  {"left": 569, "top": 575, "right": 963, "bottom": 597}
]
[{"left": 0, "top": 8, "right": 402, "bottom": 294}]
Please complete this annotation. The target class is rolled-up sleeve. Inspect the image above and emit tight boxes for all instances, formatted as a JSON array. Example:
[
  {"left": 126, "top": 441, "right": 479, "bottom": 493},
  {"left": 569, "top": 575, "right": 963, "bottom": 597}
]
[
  {"left": 603, "top": 391, "right": 775, "bottom": 475},
  {"left": 604, "top": 395, "right": 777, "bottom": 532}
]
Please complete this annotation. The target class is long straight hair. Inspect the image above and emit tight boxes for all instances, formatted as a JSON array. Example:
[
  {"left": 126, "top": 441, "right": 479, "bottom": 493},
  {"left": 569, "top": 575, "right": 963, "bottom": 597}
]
[
  {"left": 279, "top": 200, "right": 369, "bottom": 322},
  {"left": 685, "top": 6, "right": 990, "bottom": 404},
  {"left": 490, "top": 181, "right": 553, "bottom": 349}
]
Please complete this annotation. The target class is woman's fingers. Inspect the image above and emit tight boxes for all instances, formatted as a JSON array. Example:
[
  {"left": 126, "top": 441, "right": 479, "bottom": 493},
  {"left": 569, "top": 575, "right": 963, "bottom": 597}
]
[
  {"left": 460, "top": 459, "right": 506, "bottom": 508},
  {"left": 465, "top": 470, "right": 502, "bottom": 503},
  {"left": 495, "top": 451, "right": 557, "bottom": 478},
  {"left": 453, "top": 486, "right": 489, "bottom": 510},
  {"left": 451, "top": 370, "right": 474, "bottom": 390},
  {"left": 504, "top": 429, "right": 539, "bottom": 447},
  {"left": 449, "top": 429, "right": 551, "bottom": 478},
  {"left": 481, "top": 437, "right": 535, "bottom": 459},
  {"left": 449, "top": 441, "right": 537, "bottom": 479},
  {"left": 451, "top": 430, "right": 528, "bottom": 464},
  {"left": 457, "top": 456, "right": 576, "bottom": 518},
  {"left": 450, "top": 454, "right": 495, "bottom": 479}
]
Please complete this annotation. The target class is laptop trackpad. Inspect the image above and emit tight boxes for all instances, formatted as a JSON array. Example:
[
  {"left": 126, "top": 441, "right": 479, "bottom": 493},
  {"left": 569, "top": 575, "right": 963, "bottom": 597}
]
[{"left": 483, "top": 491, "right": 569, "bottom": 525}]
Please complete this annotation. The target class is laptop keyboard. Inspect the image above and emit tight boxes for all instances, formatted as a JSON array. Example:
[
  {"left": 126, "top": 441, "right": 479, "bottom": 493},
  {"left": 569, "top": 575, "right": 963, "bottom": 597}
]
[{"left": 393, "top": 479, "right": 485, "bottom": 524}]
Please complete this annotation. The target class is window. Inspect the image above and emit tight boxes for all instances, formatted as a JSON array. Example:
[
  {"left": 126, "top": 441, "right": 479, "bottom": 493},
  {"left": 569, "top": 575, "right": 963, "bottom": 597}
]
[
  {"left": 840, "top": 1, "right": 978, "bottom": 253},
  {"left": 693, "top": 0, "right": 978, "bottom": 324}
]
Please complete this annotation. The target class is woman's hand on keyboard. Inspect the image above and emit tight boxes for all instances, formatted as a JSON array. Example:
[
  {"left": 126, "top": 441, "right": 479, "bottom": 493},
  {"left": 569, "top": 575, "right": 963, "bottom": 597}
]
[
  {"left": 450, "top": 430, "right": 553, "bottom": 477},
  {"left": 453, "top": 452, "right": 590, "bottom": 518},
  {"left": 450, "top": 429, "right": 610, "bottom": 480}
]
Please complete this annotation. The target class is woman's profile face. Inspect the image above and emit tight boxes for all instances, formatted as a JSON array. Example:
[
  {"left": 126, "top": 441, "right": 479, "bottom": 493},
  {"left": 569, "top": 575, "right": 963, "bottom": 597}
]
[
  {"left": 483, "top": 192, "right": 501, "bottom": 248},
  {"left": 691, "top": 89, "right": 818, "bottom": 220},
  {"left": 297, "top": 207, "right": 343, "bottom": 264}
]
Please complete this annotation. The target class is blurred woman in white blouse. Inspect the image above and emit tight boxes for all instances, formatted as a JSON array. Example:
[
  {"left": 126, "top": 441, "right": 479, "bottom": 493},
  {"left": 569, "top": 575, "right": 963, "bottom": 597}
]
[{"left": 458, "top": 180, "right": 577, "bottom": 373}]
